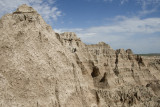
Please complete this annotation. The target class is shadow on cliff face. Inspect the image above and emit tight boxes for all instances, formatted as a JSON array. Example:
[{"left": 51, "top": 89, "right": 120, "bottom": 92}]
[
  {"left": 148, "top": 59, "right": 160, "bottom": 71},
  {"left": 75, "top": 54, "right": 88, "bottom": 75},
  {"left": 89, "top": 60, "right": 110, "bottom": 88},
  {"left": 146, "top": 81, "right": 160, "bottom": 96},
  {"left": 136, "top": 55, "right": 145, "bottom": 68},
  {"left": 99, "top": 72, "right": 107, "bottom": 82},
  {"left": 91, "top": 66, "right": 100, "bottom": 77}
]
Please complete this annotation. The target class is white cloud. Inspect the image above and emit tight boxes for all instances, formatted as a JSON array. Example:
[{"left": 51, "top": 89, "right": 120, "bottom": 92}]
[
  {"left": 136, "top": 0, "right": 160, "bottom": 10},
  {"left": 87, "top": 0, "right": 128, "bottom": 4},
  {"left": 136, "top": 0, "right": 160, "bottom": 16},
  {"left": 103, "top": 0, "right": 113, "bottom": 2},
  {"left": 120, "top": 0, "right": 128, "bottom": 4},
  {"left": 54, "top": 28, "right": 83, "bottom": 34},
  {"left": 55, "top": 17, "right": 160, "bottom": 53},
  {"left": 56, "top": 17, "right": 160, "bottom": 35},
  {"left": 0, "top": 0, "right": 61, "bottom": 22},
  {"left": 100, "top": 0, "right": 160, "bottom": 15},
  {"left": 103, "top": 0, "right": 128, "bottom": 4}
]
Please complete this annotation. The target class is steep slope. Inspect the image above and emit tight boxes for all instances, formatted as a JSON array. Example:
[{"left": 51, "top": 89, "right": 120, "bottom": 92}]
[
  {"left": 86, "top": 43, "right": 160, "bottom": 107},
  {"left": 0, "top": 4, "right": 160, "bottom": 107},
  {"left": 58, "top": 32, "right": 160, "bottom": 107},
  {"left": 0, "top": 4, "right": 97, "bottom": 107}
]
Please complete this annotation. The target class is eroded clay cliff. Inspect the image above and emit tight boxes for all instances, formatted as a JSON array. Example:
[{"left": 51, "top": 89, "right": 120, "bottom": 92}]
[
  {"left": 57, "top": 31, "right": 160, "bottom": 107},
  {"left": 0, "top": 4, "right": 160, "bottom": 107}
]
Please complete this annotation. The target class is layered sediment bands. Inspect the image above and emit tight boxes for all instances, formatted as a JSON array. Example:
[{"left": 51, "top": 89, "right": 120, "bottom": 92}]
[
  {"left": 59, "top": 32, "right": 160, "bottom": 106},
  {"left": 0, "top": 4, "right": 160, "bottom": 107}
]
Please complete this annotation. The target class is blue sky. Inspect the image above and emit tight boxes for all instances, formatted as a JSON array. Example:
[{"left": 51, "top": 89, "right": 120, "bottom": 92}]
[{"left": 0, "top": 0, "right": 160, "bottom": 54}]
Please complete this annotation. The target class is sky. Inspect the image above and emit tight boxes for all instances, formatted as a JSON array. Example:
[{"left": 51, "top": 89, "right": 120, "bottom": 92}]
[{"left": 0, "top": 0, "right": 160, "bottom": 54}]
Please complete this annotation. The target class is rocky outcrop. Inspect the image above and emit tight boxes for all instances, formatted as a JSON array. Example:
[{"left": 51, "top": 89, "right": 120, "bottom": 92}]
[
  {"left": 55, "top": 31, "right": 160, "bottom": 106},
  {"left": 0, "top": 5, "right": 96, "bottom": 107},
  {"left": 0, "top": 4, "right": 160, "bottom": 107}
]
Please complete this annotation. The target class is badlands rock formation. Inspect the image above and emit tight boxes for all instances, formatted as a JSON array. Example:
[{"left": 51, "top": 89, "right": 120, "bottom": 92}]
[{"left": 0, "top": 4, "right": 160, "bottom": 107}]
